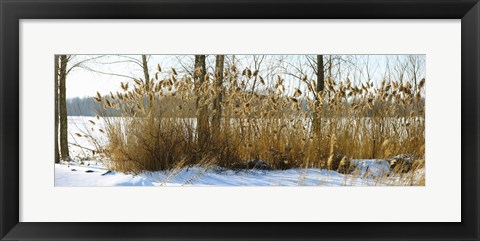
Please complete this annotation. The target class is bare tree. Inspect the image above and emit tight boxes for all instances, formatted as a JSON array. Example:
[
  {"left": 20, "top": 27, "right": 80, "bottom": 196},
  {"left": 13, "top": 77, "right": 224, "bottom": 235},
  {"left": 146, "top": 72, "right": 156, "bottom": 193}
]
[
  {"left": 250, "top": 55, "right": 265, "bottom": 94},
  {"left": 54, "top": 56, "right": 60, "bottom": 163},
  {"left": 407, "top": 55, "right": 424, "bottom": 93},
  {"left": 58, "top": 55, "right": 69, "bottom": 161},
  {"left": 212, "top": 55, "right": 224, "bottom": 134},
  {"left": 393, "top": 56, "right": 408, "bottom": 84},
  {"left": 316, "top": 55, "right": 325, "bottom": 92},
  {"left": 141, "top": 55, "right": 150, "bottom": 91},
  {"left": 56, "top": 55, "right": 107, "bottom": 162},
  {"left": 312, "top": 55, "right": 324, "bottom": 135},
  {"left": 194, "top": 55, "right": 208, "bottom": 146},
  {"left": 75, "top": 55, "right": 146, "bottom": 80}
]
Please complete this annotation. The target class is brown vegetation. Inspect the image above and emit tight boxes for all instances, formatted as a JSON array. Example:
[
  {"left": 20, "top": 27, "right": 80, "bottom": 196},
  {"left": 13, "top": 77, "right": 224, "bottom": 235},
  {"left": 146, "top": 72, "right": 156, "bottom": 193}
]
[{"left": 87, "top": 63, "right": 425, "bottom": 174}]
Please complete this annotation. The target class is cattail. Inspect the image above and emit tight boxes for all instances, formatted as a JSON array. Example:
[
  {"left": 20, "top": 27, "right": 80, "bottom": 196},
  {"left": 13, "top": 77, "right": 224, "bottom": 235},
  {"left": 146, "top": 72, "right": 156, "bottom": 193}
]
[
  {"left": 93, "top": 92, "right": 102, "bottom": 102},
  {"left": 253, "top": 69, "right": 259, "bottom": 77},
  {"left": 293, "top": 88, "right": 302, "bottom": 98},
  {"left": 415, "top": 91, "right": 421, "bottom": 100},
  {"left": 418, "top": 78, "right": 425, "bottom": 89},
  {"left": 242, "top": 68, "right": 252, "bottom": 78},
  {"left": 171, "top": 67, "right": 177, "bottom": 76},
  {"left": 75, "top": 133, "right": 82, "bottom": 137},
  {"left": 324, "top": 78, "right": 332, "bottom": 91},
  {"left": 276, "top": 75, "right": 284, "bottom": 85},
  {"left": 148, "top": 92, "right": 154, "bottom": 102},
  {"left": 392, "top": 81, "right": 398, "bottom": 89},
  {"left": 133, "top": 79, "right": 142, "bottom": 86},
  {"left": 134, "top": 87, "right": 141, "bottom": 95},
  {"left": 362, "top": 83, "right": 368, "bottom": 92},
  {"left": 88, "top": 120, "right": 96, "bottom": 125},
  {"left": 385, "top": 83, "right": 391, "bottom": 92},
  {"left": 301, "top": 75, "right": 308, "bottom": 81},
  {"left": 405, "top": 81, "right": 412, "bottom": 89},
  {"left": 155, "top": 83, "right": 161, "bottom": 92},
  {"left": 120, "top": 82, "right": 128, "bottom": 91},
  {"left": 157, "top": 64, "right": 162, "bottom": 72}
]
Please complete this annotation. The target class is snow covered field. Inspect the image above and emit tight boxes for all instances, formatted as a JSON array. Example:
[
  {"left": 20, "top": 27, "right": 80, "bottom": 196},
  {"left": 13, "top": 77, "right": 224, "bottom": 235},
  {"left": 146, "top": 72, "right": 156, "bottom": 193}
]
[
  {"left": 57, "top": 117, "right": 423, "bottom": 186},
  {"left": 55, "top": 158, "right": 421, "bottom": 186}
]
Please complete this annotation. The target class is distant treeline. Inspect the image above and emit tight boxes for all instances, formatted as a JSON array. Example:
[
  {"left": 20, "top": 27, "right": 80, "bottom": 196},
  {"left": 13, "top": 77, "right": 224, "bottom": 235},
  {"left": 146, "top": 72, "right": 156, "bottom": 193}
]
[{"left": 67, "top": 97, "right": 120, "bottom": 116}]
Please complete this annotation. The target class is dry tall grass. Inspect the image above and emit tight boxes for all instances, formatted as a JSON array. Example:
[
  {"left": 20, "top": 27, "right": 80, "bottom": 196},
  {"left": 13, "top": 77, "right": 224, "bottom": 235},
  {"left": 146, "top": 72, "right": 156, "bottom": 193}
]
[{"left": 88, "top": 64, "right": 425, "bottom": 174}]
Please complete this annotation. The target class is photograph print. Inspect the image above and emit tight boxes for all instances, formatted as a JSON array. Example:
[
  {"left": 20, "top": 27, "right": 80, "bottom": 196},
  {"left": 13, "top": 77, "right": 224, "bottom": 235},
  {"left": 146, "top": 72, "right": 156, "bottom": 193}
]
[{"left": 54, "top": 54, "right": 425, "bottom": 186}]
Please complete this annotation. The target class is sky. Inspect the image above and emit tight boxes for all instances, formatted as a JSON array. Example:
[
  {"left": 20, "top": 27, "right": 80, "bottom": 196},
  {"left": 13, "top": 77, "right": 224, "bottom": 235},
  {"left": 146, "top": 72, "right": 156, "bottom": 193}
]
[{"left": 65, "top": 55, "right": 425, "bottom": 99}]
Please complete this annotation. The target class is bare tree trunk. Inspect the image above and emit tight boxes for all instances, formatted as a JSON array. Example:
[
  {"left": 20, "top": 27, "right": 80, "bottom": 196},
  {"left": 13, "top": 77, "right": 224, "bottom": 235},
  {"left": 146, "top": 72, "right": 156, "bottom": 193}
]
[
  {"left": 316, "top": 55, "right": 325, "bottom": 92},
  {"left": 328, "top": 55, "right": 332, "bottom": 78},
  {"left": 313, "top": 55, "right": 324, "bottom": 135},
  {"left": 59, "top": 55, "right": 69, "bottom": 161},
  {"left": 54, "top": 55, "right": 60, "bottom": 163},
  {"left": 142, "top": 55, "right": 150, "bottom": 91},
  {"left": 212, "top": 55, "right": 224, "bottom": 137},
  {"left": 194, "top": 55, "right": 208, "bottom": 147},
  {"left": 141, "top": 55, "right": 151, "bottom": 110}
]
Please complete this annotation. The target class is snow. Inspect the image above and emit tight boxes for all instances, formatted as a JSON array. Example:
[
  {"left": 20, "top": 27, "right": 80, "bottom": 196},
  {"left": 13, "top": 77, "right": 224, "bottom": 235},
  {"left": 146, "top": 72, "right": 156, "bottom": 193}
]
[
  {"left": 55, "top": 160, "right": 420, "bottom": 187},
  {"left": 55, "top": 163, "right": 154, "bottom": 186}
]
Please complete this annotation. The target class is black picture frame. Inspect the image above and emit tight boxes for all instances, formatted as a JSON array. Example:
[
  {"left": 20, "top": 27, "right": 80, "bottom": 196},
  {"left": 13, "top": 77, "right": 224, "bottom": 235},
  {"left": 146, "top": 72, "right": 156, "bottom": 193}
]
[{"left": 1, "top": 0, "right": 478, "bottom": 240}]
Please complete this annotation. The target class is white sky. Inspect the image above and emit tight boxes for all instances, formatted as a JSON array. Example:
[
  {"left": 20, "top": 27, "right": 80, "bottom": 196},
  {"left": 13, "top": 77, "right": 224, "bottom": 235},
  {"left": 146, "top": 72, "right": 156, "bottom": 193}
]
[{"left": 65, "top": 55, "right": 425, "bottom": 98}]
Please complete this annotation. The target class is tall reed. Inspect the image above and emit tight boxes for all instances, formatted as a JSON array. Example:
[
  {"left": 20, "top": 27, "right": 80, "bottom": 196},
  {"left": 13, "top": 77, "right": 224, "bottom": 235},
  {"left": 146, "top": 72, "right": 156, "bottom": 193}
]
[{"left": 89, "top": 65, "right": 425, "bottom": 174}]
